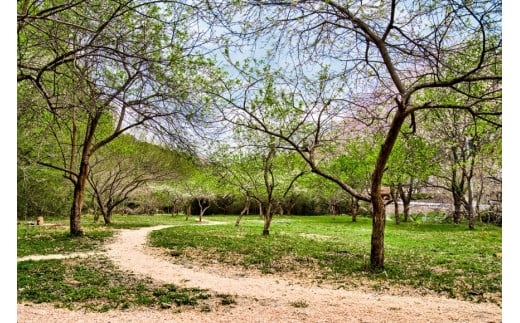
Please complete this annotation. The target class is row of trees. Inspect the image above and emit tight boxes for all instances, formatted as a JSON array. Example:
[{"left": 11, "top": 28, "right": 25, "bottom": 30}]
[
  {"left": 18, "top": 0, "right": 501, "bottom": 270},
  {"left": 18, "top": 110, "right": 501, "bottom": 227}
]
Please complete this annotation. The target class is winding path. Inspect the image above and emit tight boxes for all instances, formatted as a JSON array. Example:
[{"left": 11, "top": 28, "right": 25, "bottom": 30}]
[{"left": 18, "top": 224, "right": 502, "bottom": 322}]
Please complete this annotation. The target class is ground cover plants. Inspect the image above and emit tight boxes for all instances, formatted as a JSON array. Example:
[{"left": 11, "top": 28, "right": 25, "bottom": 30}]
[
  {"left": 17, "top": 215, "right": 180, "bottom": 257},
  {"left": 17, "top": 216, "right": 237, "bottom": 313},
  {"left": 148, "top": 215, "right": 502, "bottom": 305},
  {"left": 17, "top": 256, "right": 230, "bottom": 313},
  {"left": 17, "top": 214, "right": 502, "bottom": 312}
]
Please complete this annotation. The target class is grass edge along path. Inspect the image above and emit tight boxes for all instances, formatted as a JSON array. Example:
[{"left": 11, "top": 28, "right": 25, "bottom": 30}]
[{"left": 147, "top": 215, "right": 502, "bottom": 306}]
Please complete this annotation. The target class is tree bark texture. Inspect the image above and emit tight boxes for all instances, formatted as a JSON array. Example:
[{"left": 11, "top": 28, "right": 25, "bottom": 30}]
[
  {"left": 370, "top": 110, "right": 407, "bottom": 270},
  {"left": 70, "top": 160, "right": 89, "bottom": 236}
]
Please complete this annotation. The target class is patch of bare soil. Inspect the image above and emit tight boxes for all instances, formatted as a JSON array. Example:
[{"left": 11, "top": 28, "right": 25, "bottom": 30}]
[{"left": 18, "top": 224, "right": 502, "bottom": 322}]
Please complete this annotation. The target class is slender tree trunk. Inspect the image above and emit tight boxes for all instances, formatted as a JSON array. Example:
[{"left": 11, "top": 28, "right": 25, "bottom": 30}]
[
  {"left": 257, "top": 201, "right": 263, "bottom": 218},
  {"left": 476, "top": 176, "right": 485, "bottom": 223},
  {"left": 185, "top": 203, "right": 192, "bottom": 221},
  {"left": 236, "top": 196, "right": 250, "bottom": 226},
  {"left": 69, "top": 110, "right": 101, "bottom": 236},
  {"left": 263, "top": 202, "right": 273, "bottom": 236},
  {"left": 91, "top": 194, "right": 99, "bottom": 222},
  {"left": 98, "top": 203, "right": 109, "bottom": 225},
  {"left": 328, "top": 199, "right": 337, "bottom": 216},
  {"left": 451, "top": 149, "right": 465, "bottom": 225},
  {"left": 466, "top": 152, "right": 476, "bottom": 230},
  {"left": 351, "top": 196, "right": 359, "bottom": 222},
  {"left": 452, "top": 178, "right": 464, "bottom": 224},
  {"left": 262, "top": 147, "right": 275, "bottom": 235},
  {"left": 398, "top": 182, "right": 413, "bottom": 222},
  {"left": 390, "top": 186, "right": 400, "bottom": 225},
  {"left": 467, "top": 179, "right": 475, "bottom": 230},
  {"left": 199, "top": 203, "right": 210, "bottom": 222}
]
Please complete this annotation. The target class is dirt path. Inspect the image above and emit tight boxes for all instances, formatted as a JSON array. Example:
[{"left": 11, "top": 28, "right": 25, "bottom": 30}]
[{"left": 18, "top": 224, "right": 502, "bottom": 322}]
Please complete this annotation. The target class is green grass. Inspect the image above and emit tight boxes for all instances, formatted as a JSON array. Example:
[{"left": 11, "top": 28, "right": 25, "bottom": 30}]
[
  {"left": 17, "top": 256, "right": 214, "bottom": 312},
  {"left": 148, "top": 215, "right": 502, "bottom": 305},
  {"left": 17, "top": 223, "right": 112, "bottom": 257},
  {"left": 17, "top": 214, "right": 185, "bottom": 257},
  {"left": 17, "top": 213, "right": 502, "bottom": 309}
]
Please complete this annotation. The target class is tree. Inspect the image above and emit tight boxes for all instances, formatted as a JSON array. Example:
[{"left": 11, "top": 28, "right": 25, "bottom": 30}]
[
  {"left": 87, "top": 135, "right": 183, "bottom": 224},
  {"left": 17, "top": 82, "right": 73, "bottom": 219},
  {"left": 213, "top": 141, "right": 308, "bottom": 233},
  {"left": 423, "top": 107, "right": 501, "bottom": 228},
  {"left": 329, "top": 134, "right": 380, "bottom": 221},
  {"left": 203, "top": 0, "right": 501, "bottom": 269},
  {"left": 385, "top": 129, "right": 442, "bottom": 223},
  {"left": 18, "top": 1, "right": 219, "bottom": 235},
  {"left": 179, "top": 164, "right": 220, "bottom": 222}
]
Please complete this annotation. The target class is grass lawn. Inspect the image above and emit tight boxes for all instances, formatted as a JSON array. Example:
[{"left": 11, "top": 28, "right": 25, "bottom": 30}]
[
  {"left": 148, "top": 214, "right": 502, "bottom": 305},
  {"left": 17, "top": 213, "right": 502, "bottom": 311}
]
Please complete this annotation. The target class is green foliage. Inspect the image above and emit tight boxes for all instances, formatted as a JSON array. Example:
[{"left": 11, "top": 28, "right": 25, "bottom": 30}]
[
  {"left": 385, "top": 129, "right": 441, "bottom": 185},
  {"left": 17, "top": 166, "right": 72, "bottom": 219},
  {"left": 329, "top": 135, "right": 378, "bottom": 189}
]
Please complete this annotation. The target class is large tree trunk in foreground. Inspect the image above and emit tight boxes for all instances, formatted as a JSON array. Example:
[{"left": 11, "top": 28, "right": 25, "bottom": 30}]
[
  {"left": 70, "top": 160, "right": 90, "bottom": 236},
  {"left": 370, "top": 110, "right": 407, "bottom": 270},
  {"left": 370, "top": 192, "right": 386, "bottom": 270}
]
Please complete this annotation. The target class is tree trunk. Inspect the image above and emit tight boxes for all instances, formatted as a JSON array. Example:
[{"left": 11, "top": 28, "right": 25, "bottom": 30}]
[
  {"left": 453, "top": 198, "right": 463, "bottom": 224},
  {"left": 390, "top": 186, "right": 400, "bottom": 225},
  {"left": 369, "top": 109, "right": 407, "bottom": 270},
  {"left": 398, "top": 182, "right": 413, "bottom": 222},
  {"left": 70, "top": 160, "right": 89, "bottom": 236},
  {"left": 328, "top": 199, "right": 337, "bottom": 216},
  {"left": 70, "top": 184, "right": 84, "bottom": 236},
  {"left": 258, "top": 201, "right": 263, "bottom": 218},
  {"left": 185, "top": 203, "right": 192, "bottom": 221},
  {"left": 235, "top": 195, "right": 250, "bottom": 226},
  {"left": 450, "top": 150, "right": 465, "bottom": 225},
  {"left": 99, "top": 204, "right": 109, "bottom": 225},
  {"left": 370, "top": 192, "right": 385, "bottom": 270},
  {"left": 466, "top": 154, "right": 476, "bottom": 230},
  {"left": 351, "top": 196, "right": 359, "bottom": 222},
  {"left": 197, "top": 199, "right": 206, "bottom": 222},
  {"left": 262, "top": 197, "right": 274, "bottom": 235},
  {"left": 103, "top": 209, "right": 112, "bottom": 225},
  {"left": 263, "top": 204, "right": 273, "bottom": 236},
  {"left": 402, "top": 196, "right": 410, "bottom": 221},
  {"left": 91, "top": 194, "right": 99, "bottom": 222},
  {"left": 467, "top": 180, "right": 475, "bottom": 230}
]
